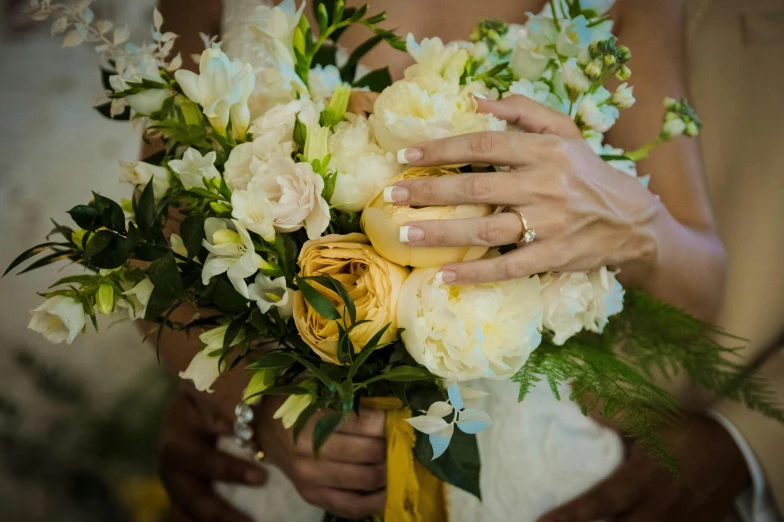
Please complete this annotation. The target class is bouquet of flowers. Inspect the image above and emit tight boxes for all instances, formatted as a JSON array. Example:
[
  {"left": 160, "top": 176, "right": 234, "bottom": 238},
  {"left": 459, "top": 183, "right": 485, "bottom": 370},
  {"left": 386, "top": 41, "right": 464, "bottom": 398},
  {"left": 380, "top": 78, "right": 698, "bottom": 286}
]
[{"left": 11, "top": 0, "right": 784, "bottom": 519}]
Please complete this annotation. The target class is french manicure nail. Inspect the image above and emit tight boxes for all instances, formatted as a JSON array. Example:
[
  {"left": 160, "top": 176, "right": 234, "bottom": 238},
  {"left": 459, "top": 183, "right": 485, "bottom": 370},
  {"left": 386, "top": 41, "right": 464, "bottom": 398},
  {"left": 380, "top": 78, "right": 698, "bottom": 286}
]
[
  {"left": 383, "top": 186, "right": 410, "bottom": 203},
  {"left": 434, "top": 270, "right": 457, "bottom": 285},
  {"left": 399, "top": 225, "right": 424, "bottom": 243},
  {"left": 397, "top": 147, "right": 423, "bottom": 164},
  {"left": 472, "top": 92, "right": 488, "bottom": 100}
]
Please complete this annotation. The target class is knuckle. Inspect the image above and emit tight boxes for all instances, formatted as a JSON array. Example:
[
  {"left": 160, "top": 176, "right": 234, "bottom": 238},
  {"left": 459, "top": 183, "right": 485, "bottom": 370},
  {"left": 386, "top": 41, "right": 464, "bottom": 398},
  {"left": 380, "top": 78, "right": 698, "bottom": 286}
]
[
  {"left": 500, "top": 258, "right": 524, "bottom": 280},
  {"left": 478, "top": 219, "right": 506, "bottom": 245},
  {"left": 469, "top": 132, "right": 496, "bottom": 156},
  {"left": 363, "top": 466, "right": 387, "bottom": 490},
  {"left": 540, "top": 134, "right": 566, "bottom": 158},
  {"left": 299, "top": 488, "right": 319, "bottom": 505},
  {"left": 465, "top": 175, "right": 495, "bottom": 201},
  {"left": 369, "top": 441, "right": 386, "bottom": 463}
]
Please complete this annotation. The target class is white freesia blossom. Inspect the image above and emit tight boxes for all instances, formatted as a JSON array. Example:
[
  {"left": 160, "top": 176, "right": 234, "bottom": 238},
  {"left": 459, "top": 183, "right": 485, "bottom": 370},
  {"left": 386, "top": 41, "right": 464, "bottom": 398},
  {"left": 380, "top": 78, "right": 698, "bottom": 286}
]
[
  {"left": 562, "top": 57, "right": 591, "bottom": 99},
  {"left": 510, "top": 14, "right": 557, "bottom": 81},
  {"left": 274, "top": 394, "right": 313, "bottom": 429},
  {"left": 248, "top": 274, "right": 293, "bottom": 318},
  {"left": 175, "top": 44, "right": 255, "bottom": 136},
  {"left": 405, "top": 34, "right": 469, "bottom": 82},
  {"left": 28, "top": 296, "right": 86, "bottom": 345},
  {"left": 168, "top": 148, "right": 220, "bottom": 190},
  {"left": 540, "top": 272, "right": 595, "bottom": 345},
  {"left": 308, "top": 64, "right": 344, "bottom": 102},
  {"left": 612, "top": 82, "right": 636, "bottom": 108},
  {"left": 398, "top": 268, "right": 543, "bottom": 381},
  {"left": 371, "top": 76, "right": 506, "bottom": 153},
  {"left": 179, "top": 350, "right": 223, "bottom": 393},
  {"left": 555, "top": 15, "right": 593, "bottom": 58},
  {"left": 587, "top": 267, "right": 624, "bottom": 333},
  {"left": 328, "top": 114, "right": 402, "bottom": 212},
  {"left": 119, "top": 160, "right": 170, "bottom": 197},
  {"left": 231, "top": 185, "right": 276, "bottom": 242},
  {"left": 578, "top": 95, "right": 619, "bottom": 133},
  {"left": 248, "top": 155, "right": 330, "bottom": 240},
  {"left": 201, "top": 218, "right": 266, "bottom": 298},
  {"left": 122, "top": 278, "right": 154, "bottom": 320},
  {"left": 109, "top": 53, "right": 170, "bottom": 116}
]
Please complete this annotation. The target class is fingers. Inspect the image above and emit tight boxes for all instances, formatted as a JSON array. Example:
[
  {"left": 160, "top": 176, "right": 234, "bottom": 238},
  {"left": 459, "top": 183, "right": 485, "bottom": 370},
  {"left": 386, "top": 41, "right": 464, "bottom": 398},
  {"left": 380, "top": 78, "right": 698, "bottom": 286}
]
[
  {"left": 401, "top": 213, "right": 525, "bottom": 248},
  {"left": 439, "top": 244, "right": 553, "bottom": 285},
  {"left": 537, "top": 463, "right": 642, "bottom": 522},
  {"left": 163, "top": 473, "right": 255, "bottom": 522},
  {"left": 401, "top": 131, "right": 557, "bottom": 168},
  {"left": 389, "top": 170, "right": 531, "bottom": 207},
  {"left": 337, "top": 408, "right": 386, "bottom": 438},
  {"left": 160, "top": 439, "right": 267, "bottom": 485},
  {"left": 295, "top": 459, "right": 386, "bottom": 492},
  {"left": 477, "top": 95, "right": 583, "bottom": 139},
  {"left": 302, "top": 488, "right": 386, "bottom": 520}
]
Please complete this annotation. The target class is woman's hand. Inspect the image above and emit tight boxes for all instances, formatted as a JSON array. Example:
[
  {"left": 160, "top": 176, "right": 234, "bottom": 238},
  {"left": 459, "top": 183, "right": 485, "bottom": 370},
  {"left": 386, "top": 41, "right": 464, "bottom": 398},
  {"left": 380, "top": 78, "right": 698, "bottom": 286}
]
[
  {"left": 389, "top": 95, "right": 663, "bottom": 285},
  {"left": 256, "top": 398, "right": 387, "bottom": 519}
]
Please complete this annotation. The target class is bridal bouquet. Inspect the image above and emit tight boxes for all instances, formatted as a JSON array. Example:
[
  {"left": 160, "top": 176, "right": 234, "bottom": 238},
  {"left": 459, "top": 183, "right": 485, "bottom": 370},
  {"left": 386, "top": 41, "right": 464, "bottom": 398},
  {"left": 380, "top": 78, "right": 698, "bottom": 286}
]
[{"left": 12, "top": 0, "right": 783, "bottom": 519}]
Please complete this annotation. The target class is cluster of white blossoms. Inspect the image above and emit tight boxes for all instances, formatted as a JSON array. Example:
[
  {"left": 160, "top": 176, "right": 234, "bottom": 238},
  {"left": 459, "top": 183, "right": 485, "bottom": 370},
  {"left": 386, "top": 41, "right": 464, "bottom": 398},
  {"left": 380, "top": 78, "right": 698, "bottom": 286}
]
[{"left": 397, "top": 265, "right": 624, "bottom": 381}]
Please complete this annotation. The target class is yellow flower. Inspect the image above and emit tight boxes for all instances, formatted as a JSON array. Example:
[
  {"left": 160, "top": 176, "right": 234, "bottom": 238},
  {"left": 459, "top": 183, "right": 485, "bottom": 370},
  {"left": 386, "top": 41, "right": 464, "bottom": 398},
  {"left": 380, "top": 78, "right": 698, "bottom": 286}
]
[
  {"left": 361, "top": 168, "right": 492, "bottom": 268},
  {"left": 293, "top": 233, "right": 409, "bottom": 364}
]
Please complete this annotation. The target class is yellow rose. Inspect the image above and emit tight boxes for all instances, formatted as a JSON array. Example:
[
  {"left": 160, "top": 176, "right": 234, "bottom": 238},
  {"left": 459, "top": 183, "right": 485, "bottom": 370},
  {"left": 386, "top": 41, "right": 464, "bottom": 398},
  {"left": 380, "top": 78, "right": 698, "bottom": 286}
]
[
  {"left": 361, "top": 167, "right": 492, "bottom": 268},
  {"left": 293, "top": 233, "right": 410, "bottom": 364}
]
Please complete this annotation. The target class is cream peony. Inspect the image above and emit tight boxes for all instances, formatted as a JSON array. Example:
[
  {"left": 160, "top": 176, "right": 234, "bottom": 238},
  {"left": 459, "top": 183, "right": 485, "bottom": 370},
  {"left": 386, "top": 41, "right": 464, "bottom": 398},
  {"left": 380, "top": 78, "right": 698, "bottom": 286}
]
[
  {"left": 247, "top": 155, "right": 330, "bottom": 240},
  {"left": 398, "top": 268, "right": 543, "bottom": 381},
  {"left": 328, "top": 114, "right": 402, "bottom": 212},
  {"left": 405, "top": 34, "right": 469, "bottom": 82},
  {"left": 119, "top": 160, "right": 170, "bottom": 198},
  {"left": 587, "top": 267, "right": 624, "bottom": 333},
  {"left": 308, "top": 64, "right": 344, "bottom": 102},
  {"left": 293, "top": 233, "right": 409, "bottom": 364},
  {"left": 168, "top": 148, "right": 220, "bottom": 190},
  {"left": 223, "top": 128, "right": 295, "bottom": 191},
  {"left": 175, "top": 44, "right": 255, "bottom": 136},
  {"left": 361, "top": 168, "right": 492, "bottom": 268},
  {"left": 28, "top": 296, "right": 86, "bottom": 345},
  {"left": 370, "top": 76, "right": 506, "bottom": 153},
  {"left": 540, "top": 272, "right": 595, "bottom": 345}
]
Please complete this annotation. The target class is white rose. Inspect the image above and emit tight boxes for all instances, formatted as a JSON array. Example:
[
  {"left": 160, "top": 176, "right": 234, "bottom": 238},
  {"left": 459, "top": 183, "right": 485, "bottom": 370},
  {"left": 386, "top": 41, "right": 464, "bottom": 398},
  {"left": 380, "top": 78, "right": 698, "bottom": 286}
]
[
  {"left": 119, "top": 161, "right": 170, "bottom": 198},
  {"left": 370, "top": 77, "right": 506, "bottom": 153},
  {"left": 612, "top": 82, "right": 636, "bottom": 109},
  {"left": 248, "top": 155, "right": 330, "bottom": 240},
  {"left": 587, "top": 267, "right": 624, "bottom": 333},
  {"left": 405, "top": 34, "right": 469, "bottom": 82},
  {"left": 249, "top": 96, "right": 323, "bottom": 143},
  {"left": 328, "top": 114, "right": 402, "bottom": 212},
  {"left": 398, "top": 268, "right": 543, "bottom": 381},
  {"left": 28, "top": 296, "right": 86, "bottom": 345},
  {"left": 168, "top": 148, "right": 220, "bottom": 190},
  {"left": 578, "top": 95, "right": 619, "bottom": 133},
  {"left": 110, "top": 54, "right": 170, "bottom": 116},
  {"left": 248, "top": 274, "right": 293, "bottom": 318},
  {"left": 308, "top": 64, "right": 344, "bottom": 102},
  {"left": 223, "top": 129, "right": 295, "bottom": 191},
  {"left": 231, "top": 185, "right": 276, "bottom": 242},
  {"left": 121, "top": 278, "right": 155, "bottom": 320},
  {"left": 540, "top": 272, "right": 595, "bottom": 345},
  {"left": 175, "top": 44, "right": 255, "bottom": 136}
]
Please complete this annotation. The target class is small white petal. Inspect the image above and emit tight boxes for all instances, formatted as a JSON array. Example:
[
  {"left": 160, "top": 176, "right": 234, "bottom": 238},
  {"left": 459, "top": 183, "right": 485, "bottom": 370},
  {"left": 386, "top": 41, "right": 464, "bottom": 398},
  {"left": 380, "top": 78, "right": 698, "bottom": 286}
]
[{"left": 405, "top": 415, "right": 449, "bottom": 435}]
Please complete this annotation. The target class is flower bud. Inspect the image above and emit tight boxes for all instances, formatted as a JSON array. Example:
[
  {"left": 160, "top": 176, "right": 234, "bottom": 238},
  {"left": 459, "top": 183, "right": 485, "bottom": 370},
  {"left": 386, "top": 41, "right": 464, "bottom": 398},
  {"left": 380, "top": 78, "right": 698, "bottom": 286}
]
[
  {"left": 293, "top": 26, "right": 306, "bottom": 56},
  {"left": 210, "top": 201, "right": 232, "bottom": 214},
  {"left": 585, "top": 60, "right": 603, "bottom": 81},
  {"left": 304, "top": 124, "right": 330, "bottom": 164},
  {"left": 662, "top": 118, "right": 686, "bottom": 138},
  {"left": 618, "top": 45, "right": 631, "bottom": 62},
  {"left": 685, "top": 121, "right": 700, "bottom": 137},
  {"left": 320, "top": 83, "right": 352, "bottom": 128},
  {"left": 603, "top": 54, "right": 617, "bottom": 67},
  {"left": 663, "top": 97, "right": 678, "bottom": 110},
  {"left": 96, "top": 283, "right": 115, "bottom": 315},
  {"left": 615, "top": 65, "right": 631, "bottom": 81}
]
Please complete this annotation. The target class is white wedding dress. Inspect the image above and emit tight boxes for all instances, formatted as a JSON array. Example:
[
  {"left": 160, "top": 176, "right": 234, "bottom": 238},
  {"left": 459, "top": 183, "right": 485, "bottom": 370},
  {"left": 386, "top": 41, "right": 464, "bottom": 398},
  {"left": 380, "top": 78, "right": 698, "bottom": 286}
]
[{"left": 215, "top": 2, "right": 624, "bottom": 520}]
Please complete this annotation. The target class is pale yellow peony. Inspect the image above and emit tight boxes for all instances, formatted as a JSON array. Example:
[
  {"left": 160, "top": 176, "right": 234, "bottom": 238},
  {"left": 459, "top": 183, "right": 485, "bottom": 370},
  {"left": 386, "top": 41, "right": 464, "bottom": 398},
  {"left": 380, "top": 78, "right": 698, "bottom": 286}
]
[
  {"left": 361, "top": 168, "right": 492, "bottom": 268},
  {"left": 293, "top": 233, "right": 409, "bottom": 364}
]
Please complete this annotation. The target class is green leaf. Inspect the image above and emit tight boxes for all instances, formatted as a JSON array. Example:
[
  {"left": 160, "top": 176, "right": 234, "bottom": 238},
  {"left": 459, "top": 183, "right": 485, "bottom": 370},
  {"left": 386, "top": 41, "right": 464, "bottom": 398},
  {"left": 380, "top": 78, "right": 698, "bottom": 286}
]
[
  {"left": 378, "top": 365, "right": 433, "bottom": 382},
  {"left": 84, "top": 230, "right": 115, "bottom": 260},
  {"left": 94, "top": 101, "right": 131, "bottom": 121},
  {"left": 316, "top": 2, "right": 329, "bottom": 34},
  {"left": 364, "top": 11, "right": 386, "bottom": 24},
  {"left": 223, "top": 313, "right": 247, "bottom": 352},
  {"left": 144, "top": 286, "right": 176, "bottom": 321},
  {"left": 312, "top": 411, "right": 343, "bottom": 459},
  {"left": 92, "top": 192, "right": 127, "bottom": 234},
  {"left": 244, "top": 385, "right": 311, "bottom": 402},
  {"left": 288, "top": 353, "right": 337, "bottom": 391},
  {"left": 296, "top": 276, "right": 341, "bottom": 321},
  {"left": 340, "top": 34, "right": 384, "bottom": 83},
  {"left": 348, "top": 4, "right": 368, "bottom": 22},
  {"left": 347, "top": 324, "right": 392, "bottom": 380},
  {"left": 142, "top": 149, "right": 167, "bottom": 166},
  {"left": 135, "top": 179, "right": 156, "bottom": 233},
  {"left": 18, "top": 251, "right": 79, "bottom": 275},
  {"left": 211, "top": 277, "right": 251, "bottom": 313},
  {"left": 148, "top": 252, "right": 184, "bottom": 299},
  {"left": 293, "top": 114, "right": 308, "bottom": 149},
  {"left": 414, "top": 429, "right": 482, "bottom": 499},
  {"left": 68, "top": 205, "right": 101, "bottom": 231},
  {"left": 179, "top": 215, "right": 206, "bottom": 259},
  {"left": 305, "top": 274, "right": 356, "bottom": 324},
  {"left": 4, "top": 242, "right": 65, "bottom": 277},
  {"left": 246, "top": 351, "right": 295, "bottom": 370},
  {"left": 50, "top": 275, "right": 100, "bottom": 288},
  {"left": 352, "top": 67, "right": 393, "bottom": 92},
  {"left": 186, "top": 188, "right": 223, "bottom": 201},
  {"left": 292, "top": 403, "right": 320, "bottom": 442}
]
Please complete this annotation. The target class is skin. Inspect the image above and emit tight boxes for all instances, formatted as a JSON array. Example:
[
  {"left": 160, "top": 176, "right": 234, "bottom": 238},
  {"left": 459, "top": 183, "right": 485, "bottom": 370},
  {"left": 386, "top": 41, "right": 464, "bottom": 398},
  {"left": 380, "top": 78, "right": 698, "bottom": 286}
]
[{"left": 152, "top": 0, "right": 737, "bottom": 518}]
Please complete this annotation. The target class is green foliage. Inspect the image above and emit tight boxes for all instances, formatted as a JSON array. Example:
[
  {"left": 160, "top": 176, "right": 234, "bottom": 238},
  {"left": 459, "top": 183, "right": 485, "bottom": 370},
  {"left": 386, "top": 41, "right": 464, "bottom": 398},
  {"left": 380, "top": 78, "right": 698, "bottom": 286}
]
[{"left": 352, "top": 67, "right": 393, "bottom": 92}]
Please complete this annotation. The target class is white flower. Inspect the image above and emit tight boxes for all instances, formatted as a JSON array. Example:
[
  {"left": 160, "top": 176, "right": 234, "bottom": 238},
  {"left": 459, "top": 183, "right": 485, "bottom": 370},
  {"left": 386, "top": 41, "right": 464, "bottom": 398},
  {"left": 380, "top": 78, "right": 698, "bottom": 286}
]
[
  {"left": 168, "top": 148, "right": 220, "bottom": 190},
  {"left": 109, "top": 53, "right": 170, "bottom": 116},
  {"left": 328, "top": 114, "right": 402, "bottom": 212},
  {"left": 179, "top": 350, "right": 223, "bottom": 393},
  {"left": 612, "top": 82, "right": 636, "bottom": 108},
  {"left": 370, "top": 77, "right": 506, "bottom": 153},
  {"left": 248, "top": 96, "right": 323, "bottom": 144},
  {"left": 540, "top": 272, "right": 595, "bottom": 345},
  {"left": 231, "top": 185, "right": 276, "bottom": 242},
  {"left": 398, "top": 268, "right": 543, "bottom": 381},
  {"left": 510, "top": 14, "right": 557, "bottom": 81},
  {"left": 223, "top": 129, "right": 294, "bottom": 191},
  {"left": 201, "top": 218, "right": 266, "bottom": 298},
  {"left": 119, "top": 161, "right": 170, "bottom": 198},
  {"left": 308, "top": 64, "right": 344, "bottom": 102},
  {"left": 28, "top": 296, "right": 86, "bottom": 345},
  {"left": 274, "top": 393, "right": 313, "bottom": 429},
  {"left": 175, "top": 44, "right": 255, "bottom": 136},
  {"left": 662, "top": 118, "right": 686, "bottom": 138},
  {"left": 248, "top": 274, "right": 293, "bottom": 318},
  {"left": 505, "top": 79, "right": 568, "bottom": 113},
  {"left": 170, "top": 233, "right": 190, "bottom": 259},
  {"left": 405, "top": 34, "right": 469, "bottom": 82},
  {"left": 122, "top": 278, "right": 154, "bottom": 320},
  {"left": 578, "top": 95, "right": 619, "bottom": 133},
  {"left": 248, "top": 155, "right": 330, "bottom": 240},
  {"left": 555, "top": 15, "right": 593, "bottom": 58},
  {"left": 562, "top": 57, "right": 591, "bottom": 99},
  {"left": 587, "top": 267, "right": 624, "bottom": 333},
  {"left": 200, "top": 323, "right": 246, "bottom": 352}
]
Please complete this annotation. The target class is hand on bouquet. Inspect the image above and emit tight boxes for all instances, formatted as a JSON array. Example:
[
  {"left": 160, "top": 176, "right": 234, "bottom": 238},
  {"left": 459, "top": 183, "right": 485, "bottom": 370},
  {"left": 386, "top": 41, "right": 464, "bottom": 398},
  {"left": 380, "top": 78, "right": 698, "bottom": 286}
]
[
  {"left": 390, "top": 95, "right": 662, "bottom": 285},
  {"left": 159, "top": 390, "right": 267, "bottom": 522},
  {"left": 256, "top": 398, "right": 387, "bottom": 520},
  {"left": 538, "top": 414, "right": 752, "bottom": 522}
]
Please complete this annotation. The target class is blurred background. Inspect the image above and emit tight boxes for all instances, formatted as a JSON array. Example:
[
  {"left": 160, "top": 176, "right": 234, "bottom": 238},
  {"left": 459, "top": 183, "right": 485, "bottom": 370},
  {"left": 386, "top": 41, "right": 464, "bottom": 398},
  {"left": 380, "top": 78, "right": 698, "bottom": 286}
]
[{"left": 0, "top": 0, "right": 782, "bottom": 521}]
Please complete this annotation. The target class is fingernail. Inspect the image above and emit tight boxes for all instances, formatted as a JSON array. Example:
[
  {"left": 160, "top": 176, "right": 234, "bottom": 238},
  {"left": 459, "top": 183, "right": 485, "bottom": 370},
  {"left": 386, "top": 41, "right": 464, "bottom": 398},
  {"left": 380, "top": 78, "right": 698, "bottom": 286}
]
[
  {"left": 472, "top": 92, "right": 488, "bottom": 100},
  {"left": 383, "top": 186, "right": 409, "bottom": 203},
  {"left": 397, "top": 147, "right": 423, "bottom": 164},
  {"left": 434, "top": 270, "right": 457, "bottom": 285},
  {"left": 245, "top": 469, "right": 266, "bottom": 484},
  {"left": 399, "top": 225, "right": 424, "bottom": 243}
]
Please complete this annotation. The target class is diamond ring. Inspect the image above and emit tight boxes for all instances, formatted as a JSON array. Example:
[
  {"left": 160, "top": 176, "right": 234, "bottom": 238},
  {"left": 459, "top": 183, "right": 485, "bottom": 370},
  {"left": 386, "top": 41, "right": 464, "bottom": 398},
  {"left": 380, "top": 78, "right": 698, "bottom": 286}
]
[{"left": 506, "top": 208, "right": 536, "bottom": 246}]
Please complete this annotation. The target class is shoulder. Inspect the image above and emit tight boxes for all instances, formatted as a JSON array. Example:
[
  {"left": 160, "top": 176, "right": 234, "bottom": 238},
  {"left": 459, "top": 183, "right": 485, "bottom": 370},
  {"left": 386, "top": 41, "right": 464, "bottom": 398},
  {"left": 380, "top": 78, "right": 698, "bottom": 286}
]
[{"left": 611, "top": 0, "right": 688, "bottom": 36}]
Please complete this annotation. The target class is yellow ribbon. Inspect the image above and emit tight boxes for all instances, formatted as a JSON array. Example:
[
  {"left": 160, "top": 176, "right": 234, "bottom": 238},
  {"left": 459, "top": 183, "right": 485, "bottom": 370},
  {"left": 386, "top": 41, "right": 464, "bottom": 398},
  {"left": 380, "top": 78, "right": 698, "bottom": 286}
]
[{"left": 363, "top": 397, "right": 448, "bottom": 522}]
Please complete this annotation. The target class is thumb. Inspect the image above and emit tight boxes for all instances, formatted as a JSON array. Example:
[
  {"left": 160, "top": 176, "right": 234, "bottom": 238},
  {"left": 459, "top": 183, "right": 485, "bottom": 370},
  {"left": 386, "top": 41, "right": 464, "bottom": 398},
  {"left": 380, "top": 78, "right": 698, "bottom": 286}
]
[{"left": 476, "top": 95, "right": 583, "bottom": 139}]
